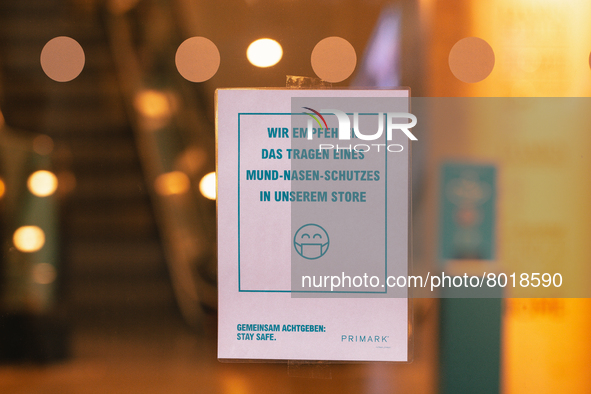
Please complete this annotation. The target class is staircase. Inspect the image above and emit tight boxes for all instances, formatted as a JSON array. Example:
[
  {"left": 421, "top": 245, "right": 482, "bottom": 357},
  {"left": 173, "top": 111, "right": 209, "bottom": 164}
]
[{"left": 0, "top": 0, "right": 177, "bottom": 325}]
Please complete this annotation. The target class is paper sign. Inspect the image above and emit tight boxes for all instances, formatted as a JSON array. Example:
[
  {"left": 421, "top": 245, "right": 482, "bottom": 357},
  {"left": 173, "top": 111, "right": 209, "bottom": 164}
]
[{"left": 216, "top": 89, "right": 411, "bottom": 362}]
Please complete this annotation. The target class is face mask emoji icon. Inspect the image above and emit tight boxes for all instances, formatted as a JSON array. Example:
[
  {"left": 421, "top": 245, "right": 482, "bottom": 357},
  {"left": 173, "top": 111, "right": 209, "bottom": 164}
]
[{"left": 294, "top": 224, "right": 329, "bottom": 260}]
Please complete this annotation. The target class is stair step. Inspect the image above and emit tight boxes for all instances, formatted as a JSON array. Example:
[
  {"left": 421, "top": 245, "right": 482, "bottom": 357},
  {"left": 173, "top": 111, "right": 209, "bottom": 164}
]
[
  {"left": 0, "top": 18, "right": 69, "bottom": 42},
  {"left": 3, "top": 75, "right": 120, "bottom": 100},
  {"left": 68, "top": 240, "right": 166, "bottom": 275},
  {"left": 72, "top": 171, "right": 148, "bottom": 200},
  {"left": 5, "top": 110, "right": 128, "bottom": 136},
  {"left": 67, "top": 204, "right": 158, "bottom": 241},
  {"left": 0, "top": 0, "right": 64, "bottom": 14},
  {"left": 69, "top": 139, "right": 139, "bottom": 167},
  {"left": 5, "top": 116, "right": 129, "bottom": 137},
  {"left": 69, "top": 279, "right": 175, "bottom": 310},
  {"left": 0, "top": 10, "right": 105, "bottom": 43},
  {"left": 67, "top": 192, "right": 150, "bottom": 209}
]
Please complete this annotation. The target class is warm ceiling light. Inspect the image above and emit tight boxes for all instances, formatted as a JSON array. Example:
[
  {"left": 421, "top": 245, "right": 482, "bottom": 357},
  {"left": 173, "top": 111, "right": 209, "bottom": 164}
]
[
  {"left": 154, "top": 171, "right": 190, "bottom": 196},
  {"left": 27, "top": 170, "right": 58, "bottom": 197},
  {"left": 247, "top": 38, "right": 283, "bottom": 68},
  {"left": 199, "top": 172, "right": 216, "bottom": 200},
  {"left": 0, "top": 178, "right": 5, "bottom": 199},
  {"left": 134, "top": 89, "right": 172, "bottom": 119},
  {"left": 32, "top": 263, "right": 57, "bottom": 285},
  {"left": 13, "top": 226, "right": 46, "bottom": 253}
]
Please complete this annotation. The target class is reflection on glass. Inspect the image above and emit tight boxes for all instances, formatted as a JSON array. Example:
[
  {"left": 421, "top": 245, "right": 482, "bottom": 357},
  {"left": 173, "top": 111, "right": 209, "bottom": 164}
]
[
  {"left": 13, "top": 226, "right": 46, "bottom": 253},
  {"left": 246, "top": 38, "right": 283, "bottom": 68},
  {"left": 32, "top": 263, "right": 57, "bottom": 285},
  {"left": 134, "top": 90, "right": 173, "bottom": 120},
  {"left": 27, "top": 170, "right": 58, "bottom": 197},
  {"left": 154, "top": 171, "right": 190, "bottom": 196},
  {"left": 199, "top": 172, "right": 216, "bottom": 200}
]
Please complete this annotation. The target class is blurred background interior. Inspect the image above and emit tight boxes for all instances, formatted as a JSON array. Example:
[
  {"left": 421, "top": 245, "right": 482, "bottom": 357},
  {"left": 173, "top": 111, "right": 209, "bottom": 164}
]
[{"left": 1, "top": 0, "right": 591, "bottom": 393}]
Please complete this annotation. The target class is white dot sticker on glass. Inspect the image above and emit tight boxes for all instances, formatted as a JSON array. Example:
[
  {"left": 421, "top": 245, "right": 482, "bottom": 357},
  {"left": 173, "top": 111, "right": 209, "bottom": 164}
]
[
  {"left": 311, "top": 37, "right": 357, "bottom": 83},
  {"left": 176, "top": 37, "right": 220, "bottom": 82},
  {"left": 449, "top": 37, "right": 495, "bottom": 83},
  {"left": 41, "top": 36, "right": 85, "bottom": 82}
]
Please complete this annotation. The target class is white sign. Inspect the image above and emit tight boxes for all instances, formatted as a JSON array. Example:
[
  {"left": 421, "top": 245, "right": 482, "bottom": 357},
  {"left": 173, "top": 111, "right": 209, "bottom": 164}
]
[{"left": 216, "top": 89, "right": 411, "bottom": 361}]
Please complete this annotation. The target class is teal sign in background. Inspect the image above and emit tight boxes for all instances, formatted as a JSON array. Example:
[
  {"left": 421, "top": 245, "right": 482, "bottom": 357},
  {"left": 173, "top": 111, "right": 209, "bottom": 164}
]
[
  {"left": 439, "top": 163, "right": 496, "bottom": 261},
  {"left": 438, "top": 163, "right": 501, "bottom": 393}
]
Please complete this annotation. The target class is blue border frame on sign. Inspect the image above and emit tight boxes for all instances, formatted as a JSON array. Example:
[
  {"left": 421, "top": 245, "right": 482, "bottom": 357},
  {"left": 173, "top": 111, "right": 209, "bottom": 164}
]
[{"left": 237, "top": 112, "right": 389, "bottom": 293}]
